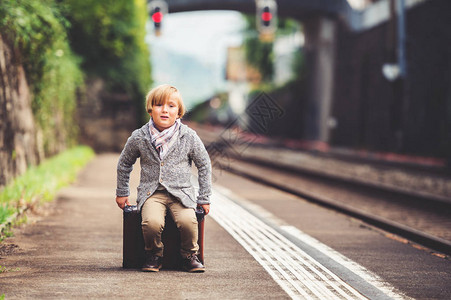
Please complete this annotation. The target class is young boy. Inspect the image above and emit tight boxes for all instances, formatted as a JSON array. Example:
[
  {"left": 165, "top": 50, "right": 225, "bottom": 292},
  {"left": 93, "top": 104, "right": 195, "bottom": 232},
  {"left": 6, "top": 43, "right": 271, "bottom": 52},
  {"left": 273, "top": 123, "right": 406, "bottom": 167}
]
[{"left": 115, "top": 84, "right": 212, "bottom": 272}]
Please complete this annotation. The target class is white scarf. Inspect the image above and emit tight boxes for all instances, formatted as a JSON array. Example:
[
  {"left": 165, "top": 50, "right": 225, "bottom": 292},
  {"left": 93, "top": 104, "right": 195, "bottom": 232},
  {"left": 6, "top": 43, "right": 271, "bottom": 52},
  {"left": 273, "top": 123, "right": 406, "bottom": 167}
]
[{"left": 149, "top": 119, "right": 181, "bottom": 160}]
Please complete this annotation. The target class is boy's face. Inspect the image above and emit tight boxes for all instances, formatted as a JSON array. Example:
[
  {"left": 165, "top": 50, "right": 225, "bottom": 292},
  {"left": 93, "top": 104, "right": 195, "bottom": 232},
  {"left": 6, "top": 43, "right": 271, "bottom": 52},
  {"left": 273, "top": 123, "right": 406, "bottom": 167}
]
[{"left": 150, "top": 95, "right": 179, "bottom": 131}]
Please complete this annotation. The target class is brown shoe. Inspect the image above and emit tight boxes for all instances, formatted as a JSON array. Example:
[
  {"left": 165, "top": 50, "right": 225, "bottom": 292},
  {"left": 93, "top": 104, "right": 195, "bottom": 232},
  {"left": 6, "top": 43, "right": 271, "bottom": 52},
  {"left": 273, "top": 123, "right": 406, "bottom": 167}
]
[
  {"left": 183, "top": 254, "right": 205, "bottom": 273},
  {"left": 142, "top": 253, "right": 163, "bottom": 272}
]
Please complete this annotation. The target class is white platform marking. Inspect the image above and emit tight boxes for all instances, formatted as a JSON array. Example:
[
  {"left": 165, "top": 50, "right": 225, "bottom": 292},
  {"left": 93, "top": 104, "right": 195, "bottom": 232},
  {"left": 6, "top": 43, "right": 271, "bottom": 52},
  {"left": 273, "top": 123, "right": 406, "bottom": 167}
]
[{"left": 209, "top": 186, "right": 409, "bottom": 300}]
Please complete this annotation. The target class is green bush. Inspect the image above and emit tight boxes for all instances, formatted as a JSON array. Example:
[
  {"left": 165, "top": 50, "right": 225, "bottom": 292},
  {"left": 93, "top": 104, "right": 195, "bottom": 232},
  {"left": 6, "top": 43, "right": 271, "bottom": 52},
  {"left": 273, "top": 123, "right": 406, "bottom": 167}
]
[
  {"left": 0, "top": 0, "right": 84, "bottom": 154},
  {"left": 0, "top": 146, "right": 95, "bottom": 232}
]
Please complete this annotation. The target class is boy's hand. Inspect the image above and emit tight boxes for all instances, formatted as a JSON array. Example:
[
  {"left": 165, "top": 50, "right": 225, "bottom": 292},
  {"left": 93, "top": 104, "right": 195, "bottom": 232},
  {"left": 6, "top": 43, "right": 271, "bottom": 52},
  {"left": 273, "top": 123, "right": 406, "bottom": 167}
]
[
  {"left": 200, "top": 204, "right": 210, "bottom": 215},
  {"left": 116, "top": 196, "right": 130, "bottom": 209}
]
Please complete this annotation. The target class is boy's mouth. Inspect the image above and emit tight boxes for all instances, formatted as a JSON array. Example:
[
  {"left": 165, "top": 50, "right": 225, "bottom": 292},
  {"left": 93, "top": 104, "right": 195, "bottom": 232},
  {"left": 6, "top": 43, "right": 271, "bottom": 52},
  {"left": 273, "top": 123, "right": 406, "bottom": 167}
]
[{"left": 160, "top": 116, "right": 169, "bottom": 120}]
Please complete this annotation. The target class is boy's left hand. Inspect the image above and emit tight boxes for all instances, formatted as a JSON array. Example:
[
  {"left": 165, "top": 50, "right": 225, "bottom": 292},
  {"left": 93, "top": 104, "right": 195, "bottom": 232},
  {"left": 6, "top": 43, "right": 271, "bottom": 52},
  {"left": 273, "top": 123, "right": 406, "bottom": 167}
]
[{"left": 200, "top": 204, "right": 210, "bottom": 215}]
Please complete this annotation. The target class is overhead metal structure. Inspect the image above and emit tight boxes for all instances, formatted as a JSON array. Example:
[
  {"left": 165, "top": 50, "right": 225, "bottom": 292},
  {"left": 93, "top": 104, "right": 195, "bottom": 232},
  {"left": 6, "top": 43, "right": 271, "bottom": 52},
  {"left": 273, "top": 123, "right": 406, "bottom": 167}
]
[{"left": 155, "top": 0, "right": 428, "bottom": 32}]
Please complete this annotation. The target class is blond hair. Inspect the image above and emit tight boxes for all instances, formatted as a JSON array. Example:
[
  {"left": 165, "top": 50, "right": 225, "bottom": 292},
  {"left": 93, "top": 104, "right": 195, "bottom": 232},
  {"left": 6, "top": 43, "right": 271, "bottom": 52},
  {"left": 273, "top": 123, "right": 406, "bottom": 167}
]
[{"left": 145, "top": 84, "right": 186, "bottom": 118}]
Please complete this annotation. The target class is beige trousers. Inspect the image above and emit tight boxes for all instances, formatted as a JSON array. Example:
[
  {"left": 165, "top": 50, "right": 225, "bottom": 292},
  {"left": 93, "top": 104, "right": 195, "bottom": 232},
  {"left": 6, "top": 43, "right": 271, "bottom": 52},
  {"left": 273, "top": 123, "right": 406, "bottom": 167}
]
[{"left": 141, "top": 190, "right": 199, "bottom": 258}]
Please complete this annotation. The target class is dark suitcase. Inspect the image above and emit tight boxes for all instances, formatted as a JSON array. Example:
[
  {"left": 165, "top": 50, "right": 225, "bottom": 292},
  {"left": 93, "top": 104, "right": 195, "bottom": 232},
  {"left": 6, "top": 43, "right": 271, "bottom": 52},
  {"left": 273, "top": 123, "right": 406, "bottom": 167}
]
[{"left": 123, "top": 205, "right": 205, "bottom": 269}]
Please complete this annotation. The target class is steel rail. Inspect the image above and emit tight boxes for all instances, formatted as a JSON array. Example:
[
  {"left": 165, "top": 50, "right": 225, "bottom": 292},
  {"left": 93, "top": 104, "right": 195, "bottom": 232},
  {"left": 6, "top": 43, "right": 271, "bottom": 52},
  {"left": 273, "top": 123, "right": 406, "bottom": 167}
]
[{"left": 214, "top": 157, "right": 451, "bottom": 257}]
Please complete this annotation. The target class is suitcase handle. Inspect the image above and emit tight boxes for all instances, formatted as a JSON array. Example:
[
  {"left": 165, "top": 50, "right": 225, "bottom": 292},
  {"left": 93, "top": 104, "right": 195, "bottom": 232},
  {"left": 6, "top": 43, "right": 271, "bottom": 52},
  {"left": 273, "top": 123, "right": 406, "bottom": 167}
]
[
  {"left": 195, "top": 206, "right": 205, "bottom": 222},
  {"left": 123, "top": 205, "right": 138, "bottom": 213}
]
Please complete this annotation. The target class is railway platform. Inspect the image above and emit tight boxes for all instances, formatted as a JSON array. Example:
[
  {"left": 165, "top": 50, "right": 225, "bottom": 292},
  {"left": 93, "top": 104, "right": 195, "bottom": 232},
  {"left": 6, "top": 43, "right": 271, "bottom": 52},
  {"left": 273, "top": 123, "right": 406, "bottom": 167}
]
[{"left": 0, "top": 152, "right": 450, "bottom": 299}]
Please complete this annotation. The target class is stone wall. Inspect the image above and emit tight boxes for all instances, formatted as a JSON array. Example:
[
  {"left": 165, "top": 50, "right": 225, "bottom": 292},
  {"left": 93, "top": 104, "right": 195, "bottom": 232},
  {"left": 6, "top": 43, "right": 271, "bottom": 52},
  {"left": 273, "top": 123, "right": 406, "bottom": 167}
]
[
  {"left": 0, "top": 34, "right": 41, "bottom": 187},
  {"left": 77, "top": 78, "right": 139, "bottom": 153}
]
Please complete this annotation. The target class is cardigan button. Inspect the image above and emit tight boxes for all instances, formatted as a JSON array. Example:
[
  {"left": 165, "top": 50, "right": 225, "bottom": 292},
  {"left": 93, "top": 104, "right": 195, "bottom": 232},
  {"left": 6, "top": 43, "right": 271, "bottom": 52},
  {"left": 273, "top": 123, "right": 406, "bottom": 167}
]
[
  {"left": 161, "top": 162, "right": 164, "bottom": 167},
  {"left": 147, "top": 191, "right": 151, "bottom": 196}
]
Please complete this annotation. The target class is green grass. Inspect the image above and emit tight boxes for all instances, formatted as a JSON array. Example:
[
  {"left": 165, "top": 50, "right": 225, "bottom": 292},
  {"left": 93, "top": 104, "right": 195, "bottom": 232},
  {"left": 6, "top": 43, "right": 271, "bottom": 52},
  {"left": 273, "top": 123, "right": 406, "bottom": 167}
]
[{"left": 0, "top": 146, "right": 95, "bottom": 232}]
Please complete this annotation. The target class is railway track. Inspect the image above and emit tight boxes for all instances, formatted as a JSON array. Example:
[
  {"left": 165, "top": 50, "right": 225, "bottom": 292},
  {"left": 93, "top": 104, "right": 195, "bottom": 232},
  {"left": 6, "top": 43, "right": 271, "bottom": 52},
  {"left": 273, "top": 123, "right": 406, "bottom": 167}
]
[
  {"left": 193, "top": 125, "right": 451, "bottom": 257},
  {"left": 216, "top": 156, "right": 451, "bottom": 256}
]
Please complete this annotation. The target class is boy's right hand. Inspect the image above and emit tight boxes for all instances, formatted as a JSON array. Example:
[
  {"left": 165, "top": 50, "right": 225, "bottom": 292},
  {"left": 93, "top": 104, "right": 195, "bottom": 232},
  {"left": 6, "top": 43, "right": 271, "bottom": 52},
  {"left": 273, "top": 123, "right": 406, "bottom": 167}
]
[{"left": 116, "top": 196, "right": 130, "bottom": 209}]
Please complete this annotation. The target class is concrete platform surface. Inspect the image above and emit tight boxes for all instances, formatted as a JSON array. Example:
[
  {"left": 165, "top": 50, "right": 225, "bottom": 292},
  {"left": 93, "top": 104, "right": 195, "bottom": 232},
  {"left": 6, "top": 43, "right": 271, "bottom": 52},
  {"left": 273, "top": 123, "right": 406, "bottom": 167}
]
[
  {"left": 0, "top": 154, "right": 287, "bottom": 299},
  {"left": 1, "top": 153, "right": 450, "bottom": 299}
]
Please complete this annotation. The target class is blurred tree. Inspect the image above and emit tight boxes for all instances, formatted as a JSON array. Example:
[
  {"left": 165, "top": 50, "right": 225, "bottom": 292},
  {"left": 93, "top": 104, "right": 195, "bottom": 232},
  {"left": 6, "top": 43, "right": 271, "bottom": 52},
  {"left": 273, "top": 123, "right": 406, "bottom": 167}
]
[
  {"left": 60, "top": 0, "right": 152, "bottom": 123},
  {"left": 243, "top": 16, "right": 274, "bottom": 83},
  {"left": 243, "top": 16, "right": 304, "bottom": 87}
]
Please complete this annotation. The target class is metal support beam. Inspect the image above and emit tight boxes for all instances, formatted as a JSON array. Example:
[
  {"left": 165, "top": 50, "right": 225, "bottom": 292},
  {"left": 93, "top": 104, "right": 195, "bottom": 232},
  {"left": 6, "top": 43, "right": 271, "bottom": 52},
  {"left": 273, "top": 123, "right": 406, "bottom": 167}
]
[
  {"left": 165, "top": 0, "right": 348, "bottom": 18},
  {"left": 303, "top": 16, "right": 337, "bottom": 144}
]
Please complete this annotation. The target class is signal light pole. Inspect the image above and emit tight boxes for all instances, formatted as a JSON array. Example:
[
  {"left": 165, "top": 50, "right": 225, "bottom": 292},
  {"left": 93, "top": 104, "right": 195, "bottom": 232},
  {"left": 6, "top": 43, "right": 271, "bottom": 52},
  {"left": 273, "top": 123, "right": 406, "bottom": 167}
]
[
  {"left": 148, "top": 0, "right": 168, "bottom": 36},
  {"left": 256, "top": 0, "right": 277, "bottom": 42}
]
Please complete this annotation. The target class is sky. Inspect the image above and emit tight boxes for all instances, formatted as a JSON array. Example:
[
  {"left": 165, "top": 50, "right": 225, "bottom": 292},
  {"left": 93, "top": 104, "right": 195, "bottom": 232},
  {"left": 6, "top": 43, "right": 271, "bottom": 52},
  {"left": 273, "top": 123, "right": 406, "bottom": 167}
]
[{"left": 145, "top": 11, "right": 246, "bottom": 108}]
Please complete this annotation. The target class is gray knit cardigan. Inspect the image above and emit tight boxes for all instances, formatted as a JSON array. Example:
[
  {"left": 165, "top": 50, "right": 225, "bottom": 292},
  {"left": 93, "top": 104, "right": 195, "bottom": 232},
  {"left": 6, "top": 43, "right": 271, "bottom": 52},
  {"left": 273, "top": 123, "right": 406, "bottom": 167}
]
[{"left": 116, "top": 122, "right": 212, "bottom": 211}]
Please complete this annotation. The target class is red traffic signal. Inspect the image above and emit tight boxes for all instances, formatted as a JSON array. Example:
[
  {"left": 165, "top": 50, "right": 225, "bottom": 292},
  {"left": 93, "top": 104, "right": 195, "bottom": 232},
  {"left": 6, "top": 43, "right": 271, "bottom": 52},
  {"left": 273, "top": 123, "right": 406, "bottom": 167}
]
[
  {"left": 148, "top": 0, "right": 167, "bottom": 35},
  {"left": 256, "top": 0, "right": 277, "bottom": 38},
  {"left": 261, "top": 6, "right": 272, "bottom": 27},
  {"left": 152, "top": 7, "right": 163, "bottom": 28}
]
